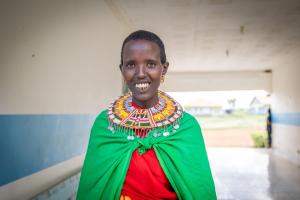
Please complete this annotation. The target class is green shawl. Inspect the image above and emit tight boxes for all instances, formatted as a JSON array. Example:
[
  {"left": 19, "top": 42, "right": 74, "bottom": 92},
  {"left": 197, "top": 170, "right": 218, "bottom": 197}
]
[{"left": 77, "top": 110, "right": 216, "bottom": 200}]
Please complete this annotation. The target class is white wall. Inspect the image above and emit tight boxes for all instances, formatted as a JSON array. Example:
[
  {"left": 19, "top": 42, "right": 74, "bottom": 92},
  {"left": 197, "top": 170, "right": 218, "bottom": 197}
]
[
  {"left": 0, "top": 0, "right": 129, "bottom": 198},
  {"left": 161, "top": 70, "right": 272, "bottom": 92},
  {"left": 272, "top": 64, "right": 300, "bottom": 164},
  {"left": 0, "top": 0, "right": 129, "bottom": 114}
]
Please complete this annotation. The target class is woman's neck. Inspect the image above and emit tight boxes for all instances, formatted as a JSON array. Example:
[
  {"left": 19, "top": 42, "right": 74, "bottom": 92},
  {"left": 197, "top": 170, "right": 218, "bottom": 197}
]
[{"left": 132, "top": 94, "right": 159, "bottom": 109}]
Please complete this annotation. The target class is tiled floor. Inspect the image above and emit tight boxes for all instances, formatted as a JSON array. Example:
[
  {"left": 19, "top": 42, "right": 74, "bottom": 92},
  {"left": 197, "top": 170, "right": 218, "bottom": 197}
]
[{"left": 207, "top": 148, "right": 300, "bottom": 200}]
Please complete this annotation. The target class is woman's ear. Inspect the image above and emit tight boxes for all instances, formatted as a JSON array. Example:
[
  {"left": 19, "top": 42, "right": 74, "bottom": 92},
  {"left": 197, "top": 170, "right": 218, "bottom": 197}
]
[{"left": 162, "top": 62, "right": 169, "bottom": 75}]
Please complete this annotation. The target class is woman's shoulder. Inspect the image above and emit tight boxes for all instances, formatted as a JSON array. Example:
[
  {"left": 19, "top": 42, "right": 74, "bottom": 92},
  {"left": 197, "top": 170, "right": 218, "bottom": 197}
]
[
  {"left": 89, "top": 109, "right": 109, "bottom": 136},
  {"left": 94, "top": 109, "right": 108, "bottom": 122},
  {"left": 182, "top": 111, "right": 199, "bottom": 124},
  {"left": 180, "top": 111, "right": 204, "bottom": 131},
  {"left": 89, "top": 110, "right": 108, "bottom": 130}
]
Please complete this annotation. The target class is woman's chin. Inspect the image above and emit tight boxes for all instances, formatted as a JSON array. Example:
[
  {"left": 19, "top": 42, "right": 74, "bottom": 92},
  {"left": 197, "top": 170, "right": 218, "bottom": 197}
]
[
  {"left": 132, "top": 93, "right": 151, "bottom": 102},
  {"left": 132, "top": 92, "right": 158, "bottom": 108}
]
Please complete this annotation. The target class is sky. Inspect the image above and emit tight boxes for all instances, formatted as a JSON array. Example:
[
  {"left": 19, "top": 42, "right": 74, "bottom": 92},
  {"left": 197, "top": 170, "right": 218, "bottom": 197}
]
[{"left": 167, "top": 90, "right": 269, "bottom": 109}]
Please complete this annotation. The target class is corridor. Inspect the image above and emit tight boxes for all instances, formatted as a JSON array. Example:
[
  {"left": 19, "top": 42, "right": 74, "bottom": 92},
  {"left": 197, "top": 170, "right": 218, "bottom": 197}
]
[
  {"left": 209, "top": 148, "right": 300, "bottom": 200},
  {"left": 32, "top": 148, "right": 300, "bottom": 200},
  {"left": 1, "top": 0, "right": 299, "bottom": 199}
]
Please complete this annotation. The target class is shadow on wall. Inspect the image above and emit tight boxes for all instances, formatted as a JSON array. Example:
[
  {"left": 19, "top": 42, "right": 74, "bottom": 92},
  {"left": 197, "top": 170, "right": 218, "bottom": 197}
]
[
  {"left": 268, "top": 152, "right": 300, "bottom": 199},
  {"left": 32, "top": 173, "right": 80, "bottom": 200},
  {"left": 0, "top": 114, "right": 95, "bottom": 187}
]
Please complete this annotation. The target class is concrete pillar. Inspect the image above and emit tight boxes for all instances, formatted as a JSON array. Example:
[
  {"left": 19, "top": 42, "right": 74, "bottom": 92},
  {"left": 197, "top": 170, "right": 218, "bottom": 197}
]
[{"left": 272, "top": 64, "right": 300, "bottom": 164}]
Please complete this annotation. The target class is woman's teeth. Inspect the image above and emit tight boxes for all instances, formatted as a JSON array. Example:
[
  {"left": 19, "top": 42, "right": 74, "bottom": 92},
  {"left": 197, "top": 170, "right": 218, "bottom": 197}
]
[{"left": 135, "top": 83, "right": 149, "bottom": 91}]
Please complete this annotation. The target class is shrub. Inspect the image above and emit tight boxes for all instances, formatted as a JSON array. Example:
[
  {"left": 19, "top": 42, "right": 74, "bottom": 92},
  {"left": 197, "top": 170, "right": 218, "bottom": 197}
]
[{"left": 251, "top": 131, "right": 268, "bottom": 148}]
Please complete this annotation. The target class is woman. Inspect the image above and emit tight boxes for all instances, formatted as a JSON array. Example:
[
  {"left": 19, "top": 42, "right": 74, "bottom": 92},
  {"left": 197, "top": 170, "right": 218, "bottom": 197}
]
[{"left": 77, "top": 30, "right": 216, "bottom": 200}]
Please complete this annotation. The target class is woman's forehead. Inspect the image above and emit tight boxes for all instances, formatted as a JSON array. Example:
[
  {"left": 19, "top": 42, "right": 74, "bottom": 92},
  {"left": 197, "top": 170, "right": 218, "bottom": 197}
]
[{"left": 123, "top": 39, "right": 160, "bottom": 54}]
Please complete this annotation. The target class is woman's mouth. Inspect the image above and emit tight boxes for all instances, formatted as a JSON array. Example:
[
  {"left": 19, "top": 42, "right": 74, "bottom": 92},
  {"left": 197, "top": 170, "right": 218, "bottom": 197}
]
[{"left": 135, "top": 82, "right": 150, "bottom": 92}]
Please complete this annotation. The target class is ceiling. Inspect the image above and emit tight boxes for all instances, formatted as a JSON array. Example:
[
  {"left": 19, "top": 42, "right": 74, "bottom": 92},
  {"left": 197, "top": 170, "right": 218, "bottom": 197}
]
[{"left": 105, "top": 0, "right": 300, "bottom": 72}]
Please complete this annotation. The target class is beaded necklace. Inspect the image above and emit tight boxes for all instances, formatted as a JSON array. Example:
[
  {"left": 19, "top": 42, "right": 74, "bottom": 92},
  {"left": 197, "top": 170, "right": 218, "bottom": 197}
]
[{"left": 107, "top": 91, "right": 183, "bottom": 140}]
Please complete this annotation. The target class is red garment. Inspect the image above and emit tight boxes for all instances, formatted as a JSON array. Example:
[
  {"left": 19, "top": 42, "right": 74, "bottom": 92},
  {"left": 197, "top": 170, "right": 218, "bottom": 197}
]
[{"left": 120, "top": 103, "right": 177, "bottom": 200}]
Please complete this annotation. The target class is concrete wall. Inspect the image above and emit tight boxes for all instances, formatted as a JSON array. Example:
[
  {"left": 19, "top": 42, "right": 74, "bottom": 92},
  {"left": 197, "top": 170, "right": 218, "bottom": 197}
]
[
  {"left": 272, "top": 64, "right": 300, "bottom": 164},
  {"left": 0, "top": 0, "right": 126, "bottom": 114},
  {"left": 161, "top": 70, "right": 272, "bottom": 93},
  {"left": 0, "top": 0, "right": 128, "bottom": 199}
]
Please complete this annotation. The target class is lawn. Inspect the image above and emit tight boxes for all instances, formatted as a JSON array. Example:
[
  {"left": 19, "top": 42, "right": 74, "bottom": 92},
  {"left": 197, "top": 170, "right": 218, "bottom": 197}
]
[
  {"left": 194, "top": 111, "right": 268, "bottom": 147},
  {"left": 196, "top": 111, "right": 267, "bottom": 130}
]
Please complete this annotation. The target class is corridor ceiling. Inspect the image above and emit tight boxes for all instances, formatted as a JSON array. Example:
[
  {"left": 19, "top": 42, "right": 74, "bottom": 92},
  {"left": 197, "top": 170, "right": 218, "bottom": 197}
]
[{"left": 105, "top": 0, "right": 300, "bottom": 72}]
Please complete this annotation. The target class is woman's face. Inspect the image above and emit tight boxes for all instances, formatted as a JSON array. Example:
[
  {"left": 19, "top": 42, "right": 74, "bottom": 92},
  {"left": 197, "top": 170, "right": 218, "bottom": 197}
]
[{"left": 121, "top": 39, "right": 168, "bottom": 108}]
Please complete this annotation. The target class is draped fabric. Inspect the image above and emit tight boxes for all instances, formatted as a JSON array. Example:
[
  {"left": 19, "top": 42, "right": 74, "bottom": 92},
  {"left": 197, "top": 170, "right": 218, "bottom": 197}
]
[
  {"left": 77, "top": 110, "right": 216, "bottom": 200},
  {"left": 120, "top": 148, "right": 177, "bottom": 200},
  {"left": 120, "top": 127, "right": 177, "bottom": 200}
]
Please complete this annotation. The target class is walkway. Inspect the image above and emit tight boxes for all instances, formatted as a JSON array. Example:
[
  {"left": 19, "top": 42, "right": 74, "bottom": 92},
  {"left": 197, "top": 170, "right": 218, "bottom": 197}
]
[{"left": 208, "top": 148, "right": 300, "bottom": 200}]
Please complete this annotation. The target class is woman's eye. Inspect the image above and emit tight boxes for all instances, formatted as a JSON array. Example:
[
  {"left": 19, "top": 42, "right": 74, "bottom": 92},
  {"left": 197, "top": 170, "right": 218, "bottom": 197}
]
[
  {"left": 125, "top": 64, "right": 135, "bottom": 69},
  {"left": 146, "top": 63, "right": 156, "bottom": 68}
]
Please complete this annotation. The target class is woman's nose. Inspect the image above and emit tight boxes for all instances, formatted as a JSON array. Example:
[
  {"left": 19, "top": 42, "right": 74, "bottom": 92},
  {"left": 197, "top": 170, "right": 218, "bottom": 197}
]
[{"left": 136, "top": 65, "right": 146, "bottom": 78}]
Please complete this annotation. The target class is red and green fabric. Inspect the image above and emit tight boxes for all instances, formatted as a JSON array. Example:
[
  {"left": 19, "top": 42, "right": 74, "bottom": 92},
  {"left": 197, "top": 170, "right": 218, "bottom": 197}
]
[{"left": 77, "top": 110, "right": 216, "bottom": 200}]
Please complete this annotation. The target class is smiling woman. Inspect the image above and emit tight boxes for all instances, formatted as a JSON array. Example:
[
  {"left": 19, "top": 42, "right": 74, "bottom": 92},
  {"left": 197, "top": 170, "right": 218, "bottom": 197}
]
[
  {"left": 76, "top": 30, "right": 217, "bottom": 200},
  {"left": 121, "top": 39, "right": 168, "bottom": 108}
]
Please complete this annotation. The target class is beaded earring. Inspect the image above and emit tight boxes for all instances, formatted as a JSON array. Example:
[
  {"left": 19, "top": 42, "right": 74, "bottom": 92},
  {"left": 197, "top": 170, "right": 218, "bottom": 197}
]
[{"left": 161, "top": 75, "right": 165, "bottom": 83}]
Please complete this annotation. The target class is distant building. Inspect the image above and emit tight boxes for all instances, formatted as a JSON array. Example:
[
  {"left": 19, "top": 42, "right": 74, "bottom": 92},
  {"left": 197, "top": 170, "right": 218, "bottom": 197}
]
[
  {"left": 184, "top": 98, "right": 224, "bottom": 116},
  {"left": 248, "top": 96, "right": 270, "bottom": 114}
]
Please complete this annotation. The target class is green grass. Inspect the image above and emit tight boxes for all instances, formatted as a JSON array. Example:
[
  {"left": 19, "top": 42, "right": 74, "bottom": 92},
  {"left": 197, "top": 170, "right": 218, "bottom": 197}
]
[{"left": 196, "top": 111, "right": 267, "bottom": 129}]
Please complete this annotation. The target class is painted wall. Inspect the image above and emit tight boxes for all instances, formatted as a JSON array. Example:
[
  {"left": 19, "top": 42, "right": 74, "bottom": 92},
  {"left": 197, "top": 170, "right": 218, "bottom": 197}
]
[
  {"left": 272, "top": 64, "right": 300, "bottom": 164},
  {"left": 161, "top": 70, "right": 272, "bottom": 93},
  {"left": 0, "top": 0, "right": 126, "bottom": 114},
  {"left": 0, "top": 0, "right": 128, "bottom": 198}
]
